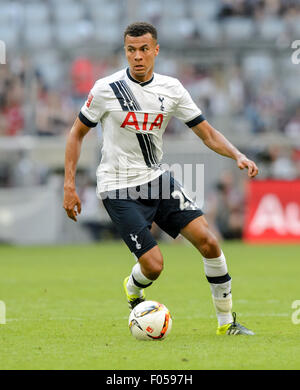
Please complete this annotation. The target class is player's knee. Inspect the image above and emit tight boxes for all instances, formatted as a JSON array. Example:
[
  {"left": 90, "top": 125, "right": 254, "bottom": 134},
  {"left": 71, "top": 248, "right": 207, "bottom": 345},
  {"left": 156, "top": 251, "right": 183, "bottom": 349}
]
[
  {"left": 197, "top": 233, "right": 220, "bottom": 258},
  {"left": 139, "top": 245, "right": 164, "bottom": 280},
  {"left": 140, "top": 253, "right": 163, "bottom": 280},
  {"left": 148, "top": 255, "right": 164, "bottom": 280}
]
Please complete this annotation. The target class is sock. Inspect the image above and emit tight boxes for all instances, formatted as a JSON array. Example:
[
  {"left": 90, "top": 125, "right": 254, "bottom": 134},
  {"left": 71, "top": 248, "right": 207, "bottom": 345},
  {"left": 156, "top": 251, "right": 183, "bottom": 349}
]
[
  {"left": 126, "top": 262, "right": 153, "bottom": 297},
  {"left": 203, "top": 250, "right": 233, "bottom": 326}
]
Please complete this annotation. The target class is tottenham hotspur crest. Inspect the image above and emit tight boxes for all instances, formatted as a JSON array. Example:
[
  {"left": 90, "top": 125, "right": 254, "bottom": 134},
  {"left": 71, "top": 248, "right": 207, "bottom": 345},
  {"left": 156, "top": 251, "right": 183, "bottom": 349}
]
[
  {"left": 158, "top": 96, "right": 165, "bottom": 111},
  {"left": 130, "top": 234, "right": 141, "bottom": 250}
]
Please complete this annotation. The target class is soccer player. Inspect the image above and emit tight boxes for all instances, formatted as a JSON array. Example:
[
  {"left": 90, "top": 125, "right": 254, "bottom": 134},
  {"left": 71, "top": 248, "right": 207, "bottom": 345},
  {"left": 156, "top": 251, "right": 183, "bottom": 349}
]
[{"left": 63, "top": 22, "right": 258, "bottom": 335}]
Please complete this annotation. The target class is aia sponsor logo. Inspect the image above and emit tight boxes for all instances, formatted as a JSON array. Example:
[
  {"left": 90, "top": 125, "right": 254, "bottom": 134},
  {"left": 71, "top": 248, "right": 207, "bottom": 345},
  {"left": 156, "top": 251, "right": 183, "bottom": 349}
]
[
  {"left": 249, "top": 194, "right": 300, "bottom": 235},
  {"left": 121, "top": 112, "right": 164, "bottom": 131},
  {"left": 244, "top": 180, "right": 300, "bottom": 242}
]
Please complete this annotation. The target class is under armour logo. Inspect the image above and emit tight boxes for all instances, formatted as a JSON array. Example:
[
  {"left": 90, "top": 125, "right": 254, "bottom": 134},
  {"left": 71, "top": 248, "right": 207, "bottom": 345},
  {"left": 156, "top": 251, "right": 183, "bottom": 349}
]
[
  {"left": 124, "top": 100, "right": 134, "bottom": 107},
  {"left": 130, "top": 234, "right": 142, "bottom": 250},
  {"left": 158, "top": 96, "right": 165, "bottom": 111},
  {"left": 223, "top": 290, "right": 231, "bottom": 298}
]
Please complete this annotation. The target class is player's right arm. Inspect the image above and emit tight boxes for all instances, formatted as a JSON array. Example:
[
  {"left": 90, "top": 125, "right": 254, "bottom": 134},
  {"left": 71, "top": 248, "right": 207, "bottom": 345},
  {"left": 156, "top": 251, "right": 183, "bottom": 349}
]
[{"left": 63, "top": 117, "right": 91, "bottom": 222}]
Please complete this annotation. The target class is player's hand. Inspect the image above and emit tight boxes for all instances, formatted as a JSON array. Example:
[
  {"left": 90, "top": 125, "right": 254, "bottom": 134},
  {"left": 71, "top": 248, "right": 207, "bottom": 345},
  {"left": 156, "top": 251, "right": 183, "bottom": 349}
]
[
  {"left": 63, "top": 187, "right": 81, "bottom": 222},
  {"left": 236, "top": 154, "right": 259, "bottom": 178}
]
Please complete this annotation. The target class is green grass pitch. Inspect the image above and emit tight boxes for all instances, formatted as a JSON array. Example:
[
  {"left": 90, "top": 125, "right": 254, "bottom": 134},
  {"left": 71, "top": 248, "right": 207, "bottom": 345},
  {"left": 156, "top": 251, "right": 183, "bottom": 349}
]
[{"left": 0, "top": 241, "right": 299, "bottom": 370}]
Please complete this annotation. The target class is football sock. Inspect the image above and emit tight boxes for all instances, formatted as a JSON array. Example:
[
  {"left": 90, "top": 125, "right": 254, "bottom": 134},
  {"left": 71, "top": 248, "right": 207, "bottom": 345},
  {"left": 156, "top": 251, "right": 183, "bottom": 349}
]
[
  {"left": 127, "top": 262, "right": 153, "bottom": 297},
  {"left": 203, "top": 250, "right": 233, "bottom": 326}
]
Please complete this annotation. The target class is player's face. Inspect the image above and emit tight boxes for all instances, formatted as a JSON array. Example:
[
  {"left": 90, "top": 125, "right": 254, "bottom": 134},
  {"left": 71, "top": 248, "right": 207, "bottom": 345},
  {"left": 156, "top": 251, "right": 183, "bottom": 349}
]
[{"left": 124, "top": 33, "right": 159, "bottom": 82}]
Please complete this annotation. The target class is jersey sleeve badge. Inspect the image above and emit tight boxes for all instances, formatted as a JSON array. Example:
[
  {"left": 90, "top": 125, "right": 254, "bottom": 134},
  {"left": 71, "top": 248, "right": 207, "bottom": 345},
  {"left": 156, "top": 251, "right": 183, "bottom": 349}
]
[{"left": 86, "top": 92, "right": 94, "bottom": 108}]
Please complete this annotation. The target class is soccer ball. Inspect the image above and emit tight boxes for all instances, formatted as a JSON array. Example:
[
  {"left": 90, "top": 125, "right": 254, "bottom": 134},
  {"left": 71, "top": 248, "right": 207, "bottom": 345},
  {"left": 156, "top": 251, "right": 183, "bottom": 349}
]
[{"left": 128, "top": 300, "right": 172, "bottom": 341}]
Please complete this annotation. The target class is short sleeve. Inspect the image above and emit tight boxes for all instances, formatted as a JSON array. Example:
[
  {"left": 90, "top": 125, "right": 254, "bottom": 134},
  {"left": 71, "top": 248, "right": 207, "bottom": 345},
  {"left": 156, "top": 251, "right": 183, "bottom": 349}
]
[
  {"left": 79, "top": 81, "right": 106, "bottom": 128},
  {"left": 174, "top": 82, "right": 205, "bottom": 128}
]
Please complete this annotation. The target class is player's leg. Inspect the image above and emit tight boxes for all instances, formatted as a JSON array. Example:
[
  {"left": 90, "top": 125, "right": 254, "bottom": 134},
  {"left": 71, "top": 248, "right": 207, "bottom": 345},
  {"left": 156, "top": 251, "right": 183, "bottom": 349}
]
[
  {"left": 125, "top": 243, "right": 163, "bottom": 294},
  {"left": 138, "top": 244, "right": 164, "bottom": 281},
  {"left": 102, "top": 194, "right": 163, "bottom": 309},
  {"left": 124, "top": 244, "right": 164, "bottom": 308},
  {"left": 180, "top": 215, "right": 254, "bottom": 335},
  {"left": 154, "top": 173, "right": 233, "bottom": 328},
  {"left": 155, "top": 173, "right": 253, "bottom": 334},
  {"left": 180, "top": 215, "right": 233, "bottom": 327}
]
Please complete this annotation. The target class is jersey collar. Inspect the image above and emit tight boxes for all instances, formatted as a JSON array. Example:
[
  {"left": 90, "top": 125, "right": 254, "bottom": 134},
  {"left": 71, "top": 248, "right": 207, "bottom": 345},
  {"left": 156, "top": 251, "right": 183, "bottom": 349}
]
[{"left": 126, "top": 68, "right": 154, "bottom": 87}]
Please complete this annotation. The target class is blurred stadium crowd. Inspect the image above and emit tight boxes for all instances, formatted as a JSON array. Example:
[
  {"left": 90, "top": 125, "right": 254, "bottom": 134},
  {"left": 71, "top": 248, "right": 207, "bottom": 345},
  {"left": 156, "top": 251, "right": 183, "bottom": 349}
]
[
  {"left": 1, "top": 0, "right": 300, "bottom": 137},
  {"left": 0, "top": 0, "right": 300, "bottom": 242}
]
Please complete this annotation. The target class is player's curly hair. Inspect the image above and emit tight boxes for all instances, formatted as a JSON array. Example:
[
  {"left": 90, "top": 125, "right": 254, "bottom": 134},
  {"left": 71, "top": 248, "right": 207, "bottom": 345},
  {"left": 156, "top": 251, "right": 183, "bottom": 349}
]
[{"left": 124, "top": 22, "right": 158, "bottom": 42}]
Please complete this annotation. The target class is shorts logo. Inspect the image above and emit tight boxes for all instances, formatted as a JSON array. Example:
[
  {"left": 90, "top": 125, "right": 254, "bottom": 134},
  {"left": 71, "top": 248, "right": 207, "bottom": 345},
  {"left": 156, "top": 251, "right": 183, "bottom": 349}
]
[{"left": 130, "top": 234, "right": 142, "bottom": 250}]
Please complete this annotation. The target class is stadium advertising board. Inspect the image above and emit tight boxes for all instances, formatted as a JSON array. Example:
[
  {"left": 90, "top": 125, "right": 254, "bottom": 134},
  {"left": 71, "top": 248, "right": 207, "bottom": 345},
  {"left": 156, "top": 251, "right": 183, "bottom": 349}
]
[{"left": 244, "top": 180, "right": 300, "bottom": 242}]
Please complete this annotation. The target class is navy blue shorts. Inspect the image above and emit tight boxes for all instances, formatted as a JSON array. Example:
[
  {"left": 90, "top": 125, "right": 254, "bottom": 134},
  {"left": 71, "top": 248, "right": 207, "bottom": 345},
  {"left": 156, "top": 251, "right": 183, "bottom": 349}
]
[{"left": 101, "top": 171, "right": 203, "bottom": 259}]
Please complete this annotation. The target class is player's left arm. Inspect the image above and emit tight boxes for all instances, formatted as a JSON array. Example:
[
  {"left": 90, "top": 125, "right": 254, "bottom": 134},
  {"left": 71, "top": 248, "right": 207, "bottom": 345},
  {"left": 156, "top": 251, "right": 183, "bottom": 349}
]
[{"left": 191, "top": 120, "right": 258, "bottom": 178}]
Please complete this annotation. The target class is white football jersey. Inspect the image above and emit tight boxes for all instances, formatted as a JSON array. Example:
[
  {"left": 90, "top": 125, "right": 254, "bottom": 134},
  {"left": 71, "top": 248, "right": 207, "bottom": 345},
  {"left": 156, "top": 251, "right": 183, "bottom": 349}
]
[{"left": 79, "top": 68, "right": 205, "bottom": 196}]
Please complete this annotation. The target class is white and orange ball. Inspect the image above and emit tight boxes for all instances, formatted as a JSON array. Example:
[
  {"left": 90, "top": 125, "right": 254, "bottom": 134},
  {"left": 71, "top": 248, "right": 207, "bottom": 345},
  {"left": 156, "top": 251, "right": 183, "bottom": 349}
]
[{"left": 128, "top": 300, "right": 172, "bottom": 341}]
